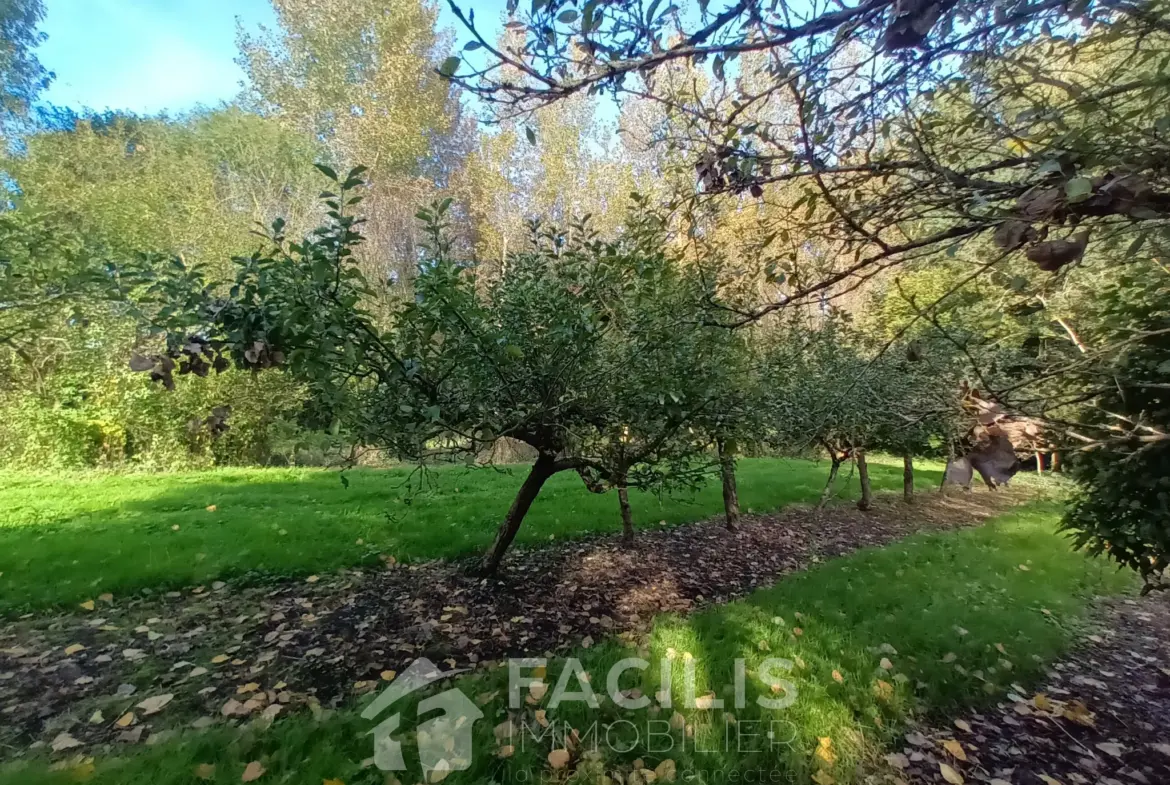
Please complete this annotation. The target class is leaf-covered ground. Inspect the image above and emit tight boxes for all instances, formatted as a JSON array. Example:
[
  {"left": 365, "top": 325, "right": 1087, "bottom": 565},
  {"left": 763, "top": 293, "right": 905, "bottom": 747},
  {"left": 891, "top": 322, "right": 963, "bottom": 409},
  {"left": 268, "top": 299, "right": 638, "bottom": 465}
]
[
  {"left": 1, "top": 488, "right": 1014, "bottom": 760},
  {"left": 882, "top": 595, "right": 1170, "bottom": 785},
  {"left": 0, "top": 456, "right": 941, "bottom": 612}
]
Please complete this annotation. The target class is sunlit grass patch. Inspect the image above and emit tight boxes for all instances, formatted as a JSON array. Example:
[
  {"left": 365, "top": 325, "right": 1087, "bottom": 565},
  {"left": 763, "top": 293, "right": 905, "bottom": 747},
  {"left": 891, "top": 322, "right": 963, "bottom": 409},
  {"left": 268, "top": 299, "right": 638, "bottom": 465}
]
[{"left": 0, "top": 456, "right": 937, "bottom": 613}]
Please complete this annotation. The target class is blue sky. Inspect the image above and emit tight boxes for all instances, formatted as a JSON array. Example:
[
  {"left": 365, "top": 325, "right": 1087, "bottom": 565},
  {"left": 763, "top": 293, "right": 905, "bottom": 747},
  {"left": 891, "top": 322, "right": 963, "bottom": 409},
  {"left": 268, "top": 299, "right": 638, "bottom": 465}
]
[
  {"left": 37, "top": 0, "right": 507, "bottom": 115},
  {"left": 40, "top": 0, "right": 276, "bottom": 114}
]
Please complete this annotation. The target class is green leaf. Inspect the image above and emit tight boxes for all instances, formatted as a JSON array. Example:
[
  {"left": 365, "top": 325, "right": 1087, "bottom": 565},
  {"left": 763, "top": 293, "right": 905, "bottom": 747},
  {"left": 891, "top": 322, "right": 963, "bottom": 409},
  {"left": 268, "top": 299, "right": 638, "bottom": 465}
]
[
  {"left": 313, "top": 163, "right": 339, "bottom": 181},
  {"left": 557, "top": 9, "right": 578, "bottom": 23},
  {"left": 525, "top": 126, "right": 537, "bottom": 145},
  {"left": 1064, "top": 176, "right": 1093, "bottom": 203},
  {"left": 463, "top": 40, "right": 483, "bottom": 51},
  {"left": 438, "top": 56, "right": 461, "bottom": 77}
]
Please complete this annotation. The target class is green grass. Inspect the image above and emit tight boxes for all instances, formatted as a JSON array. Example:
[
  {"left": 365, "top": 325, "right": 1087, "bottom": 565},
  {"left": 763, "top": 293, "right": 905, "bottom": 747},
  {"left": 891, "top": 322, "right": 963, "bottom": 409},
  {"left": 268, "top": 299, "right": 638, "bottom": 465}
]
[
  {"left": 0, "top": 456, "right": 936, "bottom": 613},
  {"left": 4, "top": 503, "right": 1134, "bottom": 785}
]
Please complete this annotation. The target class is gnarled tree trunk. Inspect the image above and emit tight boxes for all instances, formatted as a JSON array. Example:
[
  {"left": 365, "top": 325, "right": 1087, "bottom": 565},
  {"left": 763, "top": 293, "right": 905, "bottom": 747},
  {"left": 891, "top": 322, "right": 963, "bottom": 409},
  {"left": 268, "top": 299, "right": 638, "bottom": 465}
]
[
  {"left": 718, "top": 438, "right": 739, "bottom": 530},
  {"left": 903, "top": 454, "right": 914, "bottom": 502},
  {"left": 478, "top": 453, "right": 558, "bottom": 575},
  {"left": 616, "top": 472, "right": 634, "bottom": 544},
  {"left": 856, "top": 449, "right": 873, "bottom": 511}
]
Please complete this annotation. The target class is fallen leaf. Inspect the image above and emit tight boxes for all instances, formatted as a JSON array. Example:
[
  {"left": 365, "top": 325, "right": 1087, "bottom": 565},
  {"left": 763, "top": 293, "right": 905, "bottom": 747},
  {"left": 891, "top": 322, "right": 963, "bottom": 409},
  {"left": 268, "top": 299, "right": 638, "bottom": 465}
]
[
  {"left": 831, "top": 670, "right": 844, "bottom": 683},
  {"left": 811, "top": 772, "right": 834, "bottom": 785},
  {"left": 792, "top": 627, "right": 803, "bottom": 637},
  {"left": 211, "top": 654, "right": 229, "bottom": 664},
  {"left": 136, "top": 694, "right": 174, "bottom": 715},
  {"left": 497, "top": 745, "right": 514, "bottom": 759},
  {"left": 1033, "top": 693, "right": 1053, "bottom": 712},
  {"left": 942, "top": 739, "right": 967, "bottom": 761},
  {"left": 1037, "top": 776, "right": 1064, "bottom": 785},
  {"left": 115, "top": 712, "right": 136, "bottom": 728},
  {"left": 88, "top": 710, "right": 104, "bottom": 724},
  {"left": 693, "top": 692, "right": 717, "bottom": 709},
  {"left": 873, "top": 680, "right": 894, "bottom": 701},
  {"left": 237, "top": 683, "right": 260, "bottom": 695},
  {"left": 79, "top": 600, "right": 95, "bottom": 611},
  {"left": 1096, "top": 742, "right": 1124, "bottom": 758},
  {"left": 879, "top": 657, "right": 894, "bottom": 670},
  {"left": 241, "top": 761, "right": 266, "bottom": 782},
  {"left": 534, "top": 709, "right": 548, "bottom": 728},
  {"left": 655, "top": 759, "right": 676, "bottom": 782},
  {"left": 64, "top": 644, "right": 86, "bottom": 656},
  {"left": 380, "top": 670, "right": 397, "bottom": 681},
  {"left": 306, "top": 575, "right": 319, "bottom": 584},
  {"left": 194, "top": 764, "right": 216, "bottom": 780},
  {"left": 547, "top": 749, "right": 571, "bottom": 769},
  {"left": 953, "top": 719, "right": 971, "bottom": 733},
  {"left": 323, "top": 780, "right": 344, "bottom": 785},
  {"left": 885, "top": 753, "right": 909, "bottom": 769},
  {"left": 939, "top": 762, "right": 964, "bottom": 785},
  {"left": 815, "top": 736, "right": 836, "bottom": 766},
  {"left": 206, "top": 505, "right": 217, "bottom": 512},
  {"left": 527, "top": 682, "right": 548, "bottom": 703},
  {"left": 50, "top": 733, "right": 83, "bottom": 752}
]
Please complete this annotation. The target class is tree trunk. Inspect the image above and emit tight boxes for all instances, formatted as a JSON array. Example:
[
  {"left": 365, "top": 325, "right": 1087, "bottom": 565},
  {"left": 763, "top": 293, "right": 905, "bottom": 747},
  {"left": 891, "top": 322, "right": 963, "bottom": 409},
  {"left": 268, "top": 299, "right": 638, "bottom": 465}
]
[
  {"left": 617, "top": 473, "right": 634, "bottom": 544},
  {"left": 1052, "top": 451, "right": 1061, "bottom": 472},
  {"left": 718, "top": 438, "right": 739, "bottom": 530},
  {"left": 478, "top": 453, "right": 557, "bottom": 575},
  {"left": 818, "top": 455, "right": 843, "bottom": 509},
  {"left": 903, "top": 454, "right": 914, "bottom": 502},
  {"left": 856, "top": 450, "right": 873, "bottom": 511},
  {"left": 1035, "top": 451, "right": 1044, "bottom": 475}
]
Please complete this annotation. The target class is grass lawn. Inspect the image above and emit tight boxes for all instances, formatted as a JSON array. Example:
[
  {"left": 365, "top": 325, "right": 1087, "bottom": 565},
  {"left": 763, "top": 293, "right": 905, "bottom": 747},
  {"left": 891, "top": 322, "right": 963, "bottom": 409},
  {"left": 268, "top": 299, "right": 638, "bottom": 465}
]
[
  {"left": 5, "top": 502, "right": 1133, "bottom": 785},
  {"left": 0, "top": 456, "right": 938, "bottom": 613}
]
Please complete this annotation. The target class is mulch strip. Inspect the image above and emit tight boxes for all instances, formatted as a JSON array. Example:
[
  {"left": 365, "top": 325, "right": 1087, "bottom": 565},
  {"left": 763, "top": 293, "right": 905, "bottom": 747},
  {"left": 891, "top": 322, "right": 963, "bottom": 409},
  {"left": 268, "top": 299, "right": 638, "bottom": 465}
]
[{"left": 1, "top": 489, "right": 1021, "bottom": 757}]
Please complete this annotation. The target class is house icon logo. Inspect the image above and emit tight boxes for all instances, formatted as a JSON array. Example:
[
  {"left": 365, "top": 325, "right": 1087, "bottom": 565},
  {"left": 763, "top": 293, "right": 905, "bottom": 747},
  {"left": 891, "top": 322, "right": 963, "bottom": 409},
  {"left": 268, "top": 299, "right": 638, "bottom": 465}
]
[{"left": 362, "top": 658, "right": 484, "bottom": 778}]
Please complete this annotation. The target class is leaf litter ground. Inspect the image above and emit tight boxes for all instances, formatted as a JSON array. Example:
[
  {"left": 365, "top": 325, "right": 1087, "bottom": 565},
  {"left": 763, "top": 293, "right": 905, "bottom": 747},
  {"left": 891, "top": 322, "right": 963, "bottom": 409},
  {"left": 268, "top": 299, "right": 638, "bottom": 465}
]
[{"left": 1, "top": 490, "right": 1019, "bottom": 758}]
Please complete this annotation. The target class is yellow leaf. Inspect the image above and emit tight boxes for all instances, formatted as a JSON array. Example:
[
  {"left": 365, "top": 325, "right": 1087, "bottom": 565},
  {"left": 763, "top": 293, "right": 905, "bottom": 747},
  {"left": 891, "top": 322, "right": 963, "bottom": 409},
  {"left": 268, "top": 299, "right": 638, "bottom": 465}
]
[
  {"left": 79, "top": 600, "right": 95, "bottom": 611},
  {"left": 206, "top": 505, "right": 217, "bottom": 512},
  {"left": 547, "top": 749, "right": 571, "bottom": 769},
  {"left": 873, "top": 680, "right": 894, "bottom": 701},
  {"left": 815, "top": 736, "right": 836, "bottom": 767},
  {"left": 654, "top": 759, "right": 676, "bottom": 782},
  {"left": 942, "top": 739, "right": 967, "bottom": 761},
  {"left": 70, "top": 762, "right": 96, "bottom": 782},
  {"left": 380, "top": 670, "right": 397, "bottom": 681},
  {"left": 237, "top": 683, "right": 260, "bottom": 695},
  {"left": 497, "top": 745, "right": 515, "bottom": 758},
  {"left": 811, "top": 771, "right": 834, "bottom": 785},
  {"left": 115, "top": 712, "right": 136, "bottom": 728},
  {"left": 323, "top": 780, "right": 345, "bottom": 785},
  {"left": 831, "top": 670, "right": 844, "bottom": 683},
  {"left": 241, "top": 761, "right": 266, "bottom": 782},
  {"left": 939, "top": 762, "right": 964, "bottom": 785},
  {"left": 1038, "top": 776, "right": 1064, "bottom": 785},
  {"left": 194, "top": 764, "right": 216, "bottom": 781},
  {"left": 1033, "top": 693, "right": 1053, "bottom": 712},
  {"left": 64, "top": 644, "right": 86, "bottom": 656},
  {"left": 211, "top": 654, "right": 229, "bottom": 664},
  {"left": 98, "top": 593, "right": 114, "bottom": 602},
  {"left": 1063, "top": 700, "right": 1096, "bottom": 727}
]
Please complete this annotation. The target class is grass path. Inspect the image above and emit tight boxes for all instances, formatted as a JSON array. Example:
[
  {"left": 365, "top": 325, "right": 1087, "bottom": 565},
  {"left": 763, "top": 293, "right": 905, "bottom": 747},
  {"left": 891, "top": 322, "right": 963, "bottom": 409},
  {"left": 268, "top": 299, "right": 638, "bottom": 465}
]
[
  {"left": 0, "top": 457, "right": 938, "bottom": 612},
  {"left": 3, "top": 499, "right": 1135, "bottom": 785}
]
